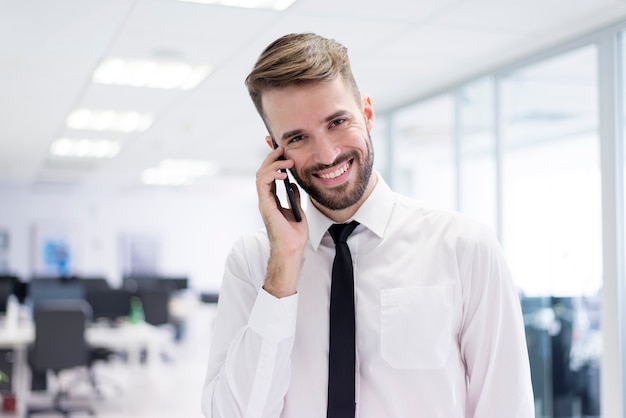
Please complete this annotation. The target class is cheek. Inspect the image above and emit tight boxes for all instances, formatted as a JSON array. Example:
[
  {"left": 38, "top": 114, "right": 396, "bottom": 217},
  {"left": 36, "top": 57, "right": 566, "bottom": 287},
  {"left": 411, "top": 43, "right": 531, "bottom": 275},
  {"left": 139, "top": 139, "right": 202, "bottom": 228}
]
[{"left": 289, "top": 154, "right": 307, "bottom": 175}]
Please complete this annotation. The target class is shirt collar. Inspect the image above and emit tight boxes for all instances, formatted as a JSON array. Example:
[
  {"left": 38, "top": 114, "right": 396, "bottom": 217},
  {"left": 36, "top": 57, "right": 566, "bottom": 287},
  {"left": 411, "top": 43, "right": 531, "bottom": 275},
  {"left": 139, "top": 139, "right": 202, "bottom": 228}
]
[{"left": 307, "top": 173, "right": 394, "bottom": 250}]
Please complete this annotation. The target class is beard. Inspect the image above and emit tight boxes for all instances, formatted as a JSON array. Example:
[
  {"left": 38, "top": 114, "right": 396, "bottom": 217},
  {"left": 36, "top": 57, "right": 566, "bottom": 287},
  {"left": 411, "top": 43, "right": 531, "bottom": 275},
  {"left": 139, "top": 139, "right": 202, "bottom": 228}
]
[{"left": 290, "top": 133, "right": 374, "bottom": 211}]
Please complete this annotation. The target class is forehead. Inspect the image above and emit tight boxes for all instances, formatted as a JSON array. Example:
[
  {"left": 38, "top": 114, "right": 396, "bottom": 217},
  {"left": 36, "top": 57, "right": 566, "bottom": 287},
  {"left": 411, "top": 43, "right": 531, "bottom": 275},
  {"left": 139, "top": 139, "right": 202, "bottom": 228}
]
[{"left": 261, "top": 78, "right": 358, "bottom": 131}]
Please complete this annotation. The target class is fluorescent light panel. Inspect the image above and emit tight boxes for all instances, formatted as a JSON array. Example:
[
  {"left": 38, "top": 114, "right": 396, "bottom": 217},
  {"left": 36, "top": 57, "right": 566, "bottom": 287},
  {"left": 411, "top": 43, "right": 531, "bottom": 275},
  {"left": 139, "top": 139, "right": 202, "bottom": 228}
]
[
  {"left": 92, "top": 58, "right": 211, "bottom": 90},
  {"left": 141, "top": 159, "right": 218, "bottom": 186},
  {"left": 176, "top": 0, "right": 296, "bottom": 11},
  {"left": 66, "top": 109, "right": 154, "bottom": 133},
  {"left": 50, "top": 138, "right": 121, "bottom": 159}
]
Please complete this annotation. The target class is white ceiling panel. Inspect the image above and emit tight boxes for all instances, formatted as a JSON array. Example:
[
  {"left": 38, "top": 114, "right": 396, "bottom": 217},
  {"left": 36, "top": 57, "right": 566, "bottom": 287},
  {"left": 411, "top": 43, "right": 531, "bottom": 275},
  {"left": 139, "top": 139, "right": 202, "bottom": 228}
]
[
  {"left": 290, "top": 0, "right": 466, "bottom": 24},
  {"left": 1, "top": 0, "right": 625, "bottom": 193},
  {"left": 438, "top": 0, "right": 621, "bottom": 33}
]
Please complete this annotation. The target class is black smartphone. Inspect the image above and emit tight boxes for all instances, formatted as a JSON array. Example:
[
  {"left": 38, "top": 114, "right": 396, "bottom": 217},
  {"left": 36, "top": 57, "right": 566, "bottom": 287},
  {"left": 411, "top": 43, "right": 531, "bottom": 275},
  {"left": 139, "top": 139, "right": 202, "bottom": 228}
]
[{"left": 272, "top": 138, "right": 302, "bottom": 222}]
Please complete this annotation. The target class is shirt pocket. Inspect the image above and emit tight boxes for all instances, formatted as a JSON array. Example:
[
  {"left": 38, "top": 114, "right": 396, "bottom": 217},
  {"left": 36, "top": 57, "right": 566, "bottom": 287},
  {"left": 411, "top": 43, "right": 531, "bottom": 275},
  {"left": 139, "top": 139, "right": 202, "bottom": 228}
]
[{"left": 380, "top": 285, "right": 454, "bottom": 369}]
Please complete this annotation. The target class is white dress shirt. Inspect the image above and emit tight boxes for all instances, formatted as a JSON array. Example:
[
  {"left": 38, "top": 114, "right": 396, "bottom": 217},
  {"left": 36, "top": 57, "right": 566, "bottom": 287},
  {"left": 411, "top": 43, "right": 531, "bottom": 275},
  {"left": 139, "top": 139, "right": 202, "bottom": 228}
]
[{"left": 202, "top": 176, "right": 534, "bottom": 418}]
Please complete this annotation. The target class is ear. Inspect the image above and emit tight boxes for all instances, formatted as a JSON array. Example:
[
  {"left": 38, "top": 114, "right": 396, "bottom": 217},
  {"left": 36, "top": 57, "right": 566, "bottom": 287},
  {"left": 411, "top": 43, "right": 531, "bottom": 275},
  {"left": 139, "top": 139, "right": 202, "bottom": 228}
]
[
  {"left": 265, "top": 135, "right": 274, "bottom": 149},
  {"left": 362, "top": 94, "right": 375, "bottom": 132}
]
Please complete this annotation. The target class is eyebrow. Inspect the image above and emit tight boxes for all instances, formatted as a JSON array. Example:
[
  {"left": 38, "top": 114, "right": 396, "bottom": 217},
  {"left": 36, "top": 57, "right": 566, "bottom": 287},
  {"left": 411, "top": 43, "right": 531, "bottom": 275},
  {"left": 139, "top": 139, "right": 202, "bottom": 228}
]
[
  {"left": 280, "top": 128, "right": 304, "bottom": 142},
  {"left": 279, "top": 110, "right": 353, "bottom": 142}
]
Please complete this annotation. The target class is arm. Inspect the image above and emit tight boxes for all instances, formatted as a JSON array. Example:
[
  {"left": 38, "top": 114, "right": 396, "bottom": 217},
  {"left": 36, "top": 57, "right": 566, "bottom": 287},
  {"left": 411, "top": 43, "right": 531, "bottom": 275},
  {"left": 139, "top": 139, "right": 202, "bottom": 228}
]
[
  {"left": 459, "top": 226, "right": 535, "bottom": 418},
  {"left": 257, "top": 141, "right": 309, "bottom": 298},
  {"left": 201, "top": 235, "right": 298, "bottom": 418},
  {"left": 202, "top": 143, "right": 309, "bottom": 417}
]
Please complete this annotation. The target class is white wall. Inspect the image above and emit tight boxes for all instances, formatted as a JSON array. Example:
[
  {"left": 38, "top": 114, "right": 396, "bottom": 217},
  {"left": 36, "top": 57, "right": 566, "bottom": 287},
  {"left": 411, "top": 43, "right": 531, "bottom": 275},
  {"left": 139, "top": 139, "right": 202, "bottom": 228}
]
[{"left": 0, "top": 179, "right": 261, "bottom": 292}]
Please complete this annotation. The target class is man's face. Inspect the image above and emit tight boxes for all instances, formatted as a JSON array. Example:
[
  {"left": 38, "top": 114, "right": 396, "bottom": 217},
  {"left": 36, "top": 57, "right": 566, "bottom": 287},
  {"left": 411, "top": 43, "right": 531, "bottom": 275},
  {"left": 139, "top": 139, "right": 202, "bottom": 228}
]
[{"left": 262, "top": 77, "right": 375, "bottom": 211}]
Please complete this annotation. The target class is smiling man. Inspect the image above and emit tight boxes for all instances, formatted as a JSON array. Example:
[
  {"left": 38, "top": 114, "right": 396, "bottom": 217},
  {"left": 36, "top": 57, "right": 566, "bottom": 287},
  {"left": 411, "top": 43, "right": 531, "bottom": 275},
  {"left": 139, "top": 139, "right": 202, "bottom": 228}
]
[{"left": 201, "top": 33, "right": 534, "bottom": 418}]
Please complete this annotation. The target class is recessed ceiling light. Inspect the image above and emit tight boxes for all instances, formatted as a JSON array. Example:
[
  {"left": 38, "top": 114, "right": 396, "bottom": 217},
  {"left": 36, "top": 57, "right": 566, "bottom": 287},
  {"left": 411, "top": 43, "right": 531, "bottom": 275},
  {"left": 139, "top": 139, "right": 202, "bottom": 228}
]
[
  {"left": 66, "top": 109, "right": 154, "bottom": 133},
  {"left": 92, "top": 58, "right": 211, "bottom": 90},
  {"left": 141, "top": 159, "right": 219, "bottom": 186},
  {"left": 175, "top": 0, "right": 296, "bottom": 11},
  {"left": 50, "top": 138, "right": 121, "bottom": 159}
]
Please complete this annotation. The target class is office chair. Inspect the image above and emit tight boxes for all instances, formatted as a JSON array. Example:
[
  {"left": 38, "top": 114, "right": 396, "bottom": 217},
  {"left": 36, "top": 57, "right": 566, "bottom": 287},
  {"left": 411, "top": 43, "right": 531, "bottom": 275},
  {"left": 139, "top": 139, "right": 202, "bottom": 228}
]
[
  {"left": 138, "top": 288, "right": 170, "bottom": 326},
  {"left": 83, "top": 289, "right": 130, "bottom": 397},
  {"left": 0, "top": 279, "right": 13, "bottom": 314},
  {"left": 85, "top": 288, "right": 133, "bottom": 323},
  {"left": 27, "top": 299, "right": 95, "bottom": 417},
  {"left": 136, "top": 288, "right": 174, "bottom": 363}
]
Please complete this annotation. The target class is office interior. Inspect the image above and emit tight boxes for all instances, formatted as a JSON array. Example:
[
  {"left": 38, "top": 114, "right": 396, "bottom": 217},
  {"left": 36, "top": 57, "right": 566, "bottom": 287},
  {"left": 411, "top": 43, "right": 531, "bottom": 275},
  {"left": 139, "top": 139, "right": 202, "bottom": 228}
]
[{"left": 1, "top": 0, "right": 626, "bottom": 417}]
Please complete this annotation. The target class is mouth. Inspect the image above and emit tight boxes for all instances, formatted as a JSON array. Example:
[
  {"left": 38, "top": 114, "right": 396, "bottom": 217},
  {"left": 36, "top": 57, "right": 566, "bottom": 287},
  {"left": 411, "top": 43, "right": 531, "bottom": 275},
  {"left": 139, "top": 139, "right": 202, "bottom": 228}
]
[
  {"left": 313, "top": 158, "right": 354, "bottom": 186},
  {"left": 313, "top": 159, "right": 353, "bottom": 182}
]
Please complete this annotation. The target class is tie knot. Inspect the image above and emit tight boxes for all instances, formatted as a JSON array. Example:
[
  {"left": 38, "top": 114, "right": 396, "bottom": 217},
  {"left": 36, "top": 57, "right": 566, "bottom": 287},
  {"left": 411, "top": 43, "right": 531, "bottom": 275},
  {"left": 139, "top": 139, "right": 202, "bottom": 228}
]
[{"left": 328, "top": 221, "right": 359, "bottom": 244}]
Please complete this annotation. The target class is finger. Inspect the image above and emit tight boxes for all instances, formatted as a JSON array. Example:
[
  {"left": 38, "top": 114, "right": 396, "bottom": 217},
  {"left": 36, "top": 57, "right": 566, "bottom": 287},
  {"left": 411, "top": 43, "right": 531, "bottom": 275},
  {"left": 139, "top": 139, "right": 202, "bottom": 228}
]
[
  {"left": 256, "top": 159, "right": 286, "bottom": 188},
  {"left": 264, "top": 146, "right": 295, "bottom": 172}
]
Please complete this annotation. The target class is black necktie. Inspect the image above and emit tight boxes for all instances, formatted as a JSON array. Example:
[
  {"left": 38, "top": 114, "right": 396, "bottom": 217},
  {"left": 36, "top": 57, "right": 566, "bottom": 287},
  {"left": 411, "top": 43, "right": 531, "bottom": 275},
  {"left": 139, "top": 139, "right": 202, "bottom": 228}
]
[{"left": 327, "top": 221, "right": 359, "bottom": 418}]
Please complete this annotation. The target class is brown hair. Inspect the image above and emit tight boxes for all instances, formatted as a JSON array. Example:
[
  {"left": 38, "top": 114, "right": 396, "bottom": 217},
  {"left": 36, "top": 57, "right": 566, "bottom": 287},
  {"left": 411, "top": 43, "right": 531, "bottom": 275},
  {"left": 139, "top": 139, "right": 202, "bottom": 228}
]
[{"left": 245, "top": 33, "right": 361, "bottom": 119}]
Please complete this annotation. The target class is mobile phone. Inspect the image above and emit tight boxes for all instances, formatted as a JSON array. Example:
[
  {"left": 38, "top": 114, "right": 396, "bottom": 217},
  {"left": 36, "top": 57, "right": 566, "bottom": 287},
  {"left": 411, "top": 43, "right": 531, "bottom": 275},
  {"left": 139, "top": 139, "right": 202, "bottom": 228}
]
[{"left": 272, "top": 138, "right": 302, "bottom": 222}]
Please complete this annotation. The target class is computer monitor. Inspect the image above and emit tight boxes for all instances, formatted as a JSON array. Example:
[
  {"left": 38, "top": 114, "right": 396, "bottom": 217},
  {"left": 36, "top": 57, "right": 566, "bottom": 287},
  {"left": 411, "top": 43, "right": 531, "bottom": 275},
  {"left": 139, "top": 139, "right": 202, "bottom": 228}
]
[
  {"left": 122, "top": 275, "right": 159, "bottom": 292},
  {"left": 123, "top": 275, "right": 188, "bottom": 293},
  {"left": 0, "top": 281, "right": 13, "bottom": 314},
  {"left": 159, "top": 277, "right": 188, "bottom": 292},
  {"left": 72, "top": 277, "right": 111, "bottom": 292},
  {"left": 28, "top": 282, "right": 86, "bottom": 311},
  {"left": 86, "top": 288, "right": 133, "bottom": 322},
  {"left": 0, "top": 274, "right": 26, "bottom": 303}
]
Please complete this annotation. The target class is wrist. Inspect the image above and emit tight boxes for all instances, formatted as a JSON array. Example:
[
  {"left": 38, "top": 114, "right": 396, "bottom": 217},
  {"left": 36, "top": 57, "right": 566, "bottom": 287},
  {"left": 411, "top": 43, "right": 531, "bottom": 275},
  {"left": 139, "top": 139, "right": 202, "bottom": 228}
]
[{"left": 263, "top": 251, "right": 304, "bottom": 298}]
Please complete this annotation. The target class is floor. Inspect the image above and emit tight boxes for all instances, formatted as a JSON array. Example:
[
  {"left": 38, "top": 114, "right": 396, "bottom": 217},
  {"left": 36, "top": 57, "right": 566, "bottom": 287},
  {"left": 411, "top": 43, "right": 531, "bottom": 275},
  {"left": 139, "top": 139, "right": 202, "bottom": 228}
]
[{"left": 8, "top": 303, "right": 217, "bottom": 418}]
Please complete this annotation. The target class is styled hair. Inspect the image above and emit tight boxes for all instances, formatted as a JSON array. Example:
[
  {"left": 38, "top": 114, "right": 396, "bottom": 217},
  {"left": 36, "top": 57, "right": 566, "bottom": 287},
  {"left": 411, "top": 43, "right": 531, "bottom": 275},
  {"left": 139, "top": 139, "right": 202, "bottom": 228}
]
[{"left": 245, "top": 33, "right": 361, "bottom": 118}]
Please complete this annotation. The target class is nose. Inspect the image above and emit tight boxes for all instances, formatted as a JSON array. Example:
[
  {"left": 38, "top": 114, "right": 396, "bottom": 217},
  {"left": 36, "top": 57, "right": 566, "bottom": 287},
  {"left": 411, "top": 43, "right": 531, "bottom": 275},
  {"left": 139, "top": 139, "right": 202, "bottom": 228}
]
[{"left": 312, "top": 135, "right": 341, "bottom": 166}]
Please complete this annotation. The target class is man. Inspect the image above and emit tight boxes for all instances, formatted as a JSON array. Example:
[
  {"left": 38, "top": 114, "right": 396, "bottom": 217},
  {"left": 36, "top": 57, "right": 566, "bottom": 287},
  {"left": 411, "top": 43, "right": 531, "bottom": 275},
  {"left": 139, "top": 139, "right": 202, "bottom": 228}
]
[{"left": 202, "top": 32, "right": 534, "bottom": 418}]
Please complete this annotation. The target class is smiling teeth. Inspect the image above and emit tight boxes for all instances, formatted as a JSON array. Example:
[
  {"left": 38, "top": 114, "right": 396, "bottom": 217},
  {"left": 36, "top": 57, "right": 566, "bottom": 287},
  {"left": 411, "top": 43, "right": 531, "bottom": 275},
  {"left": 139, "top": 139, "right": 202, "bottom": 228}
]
[{"left": 319, "top": 162, "right": 349, "bottom": 179}]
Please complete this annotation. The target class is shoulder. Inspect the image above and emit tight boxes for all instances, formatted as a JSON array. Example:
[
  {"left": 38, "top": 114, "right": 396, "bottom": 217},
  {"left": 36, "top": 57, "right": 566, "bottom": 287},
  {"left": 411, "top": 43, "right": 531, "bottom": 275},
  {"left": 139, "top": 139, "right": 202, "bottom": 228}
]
[
  {"left": 392, "top": 193, "right": 499, "bottom": 249},
  {"left": 224, "top": 228, "right": 270, "bottom": 284},
  {"left": 228, "top": 228, "right": 270, "bottom": 263}
]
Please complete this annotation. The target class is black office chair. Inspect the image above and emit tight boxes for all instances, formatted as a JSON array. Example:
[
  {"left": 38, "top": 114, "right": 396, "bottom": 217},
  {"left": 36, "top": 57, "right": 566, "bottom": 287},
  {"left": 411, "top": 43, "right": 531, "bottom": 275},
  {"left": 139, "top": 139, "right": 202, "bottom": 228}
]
[
  {"left": 138, "top": 288, "right": 170, "bottom": 326},
  {"left": 136, "top": 288, "right": 173, "bottom": 363},
  {"left": 0, "top": 279, "right": 13, "bottom": 314},
  {"left": 27, "top": 299, "right": 95, "bottom": 417},
  {"left": 83, "top": 288, "right": 132, "bottom": 393},
  {"left": 83, "top": 288, "right": 131, "bottom": 397},
  {"left": 84, "top": 346, "right": 122, "bottom": 399}
]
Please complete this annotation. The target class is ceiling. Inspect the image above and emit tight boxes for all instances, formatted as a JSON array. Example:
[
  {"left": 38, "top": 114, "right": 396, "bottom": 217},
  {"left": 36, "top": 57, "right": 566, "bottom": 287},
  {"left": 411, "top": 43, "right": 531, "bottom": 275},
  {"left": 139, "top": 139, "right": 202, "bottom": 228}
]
[{"left": 1, "top": 0, "right": 625, "bottom": 195}]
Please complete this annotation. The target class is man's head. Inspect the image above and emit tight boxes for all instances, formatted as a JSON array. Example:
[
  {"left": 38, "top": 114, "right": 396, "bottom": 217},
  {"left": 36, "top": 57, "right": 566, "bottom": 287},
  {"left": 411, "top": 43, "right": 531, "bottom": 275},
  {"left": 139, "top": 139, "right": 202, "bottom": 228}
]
[
  {"left": 245, "top": 33, "right": 361, "bottom": 122},
  {"left": 246, "top": 33, "right": 376, "bottom": 219}
]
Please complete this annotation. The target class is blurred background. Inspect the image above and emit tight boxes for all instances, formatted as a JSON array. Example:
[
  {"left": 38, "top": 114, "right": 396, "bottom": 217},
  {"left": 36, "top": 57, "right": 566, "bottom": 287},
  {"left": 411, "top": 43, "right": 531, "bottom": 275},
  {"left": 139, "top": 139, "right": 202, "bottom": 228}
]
[{"left": 1, "top": 0, "right": 626, "bottom": 417}]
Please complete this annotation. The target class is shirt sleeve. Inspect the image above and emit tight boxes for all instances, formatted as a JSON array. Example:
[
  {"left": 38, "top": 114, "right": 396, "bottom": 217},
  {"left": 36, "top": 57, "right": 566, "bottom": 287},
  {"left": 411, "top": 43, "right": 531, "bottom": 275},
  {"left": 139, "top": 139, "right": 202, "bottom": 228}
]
[
  {"left": 201, "top": 235, "right": 298, "bottom": 418},
  {"left": 458, "top": 225, "right": 535, "bottom": 418}
]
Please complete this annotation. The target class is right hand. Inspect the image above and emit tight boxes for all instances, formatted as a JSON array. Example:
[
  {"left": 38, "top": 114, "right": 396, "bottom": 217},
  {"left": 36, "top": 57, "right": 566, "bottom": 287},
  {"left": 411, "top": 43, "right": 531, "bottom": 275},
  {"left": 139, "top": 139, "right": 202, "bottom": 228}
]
[{"left": 256, "top": 143, "right": 308, "bottom": 297}]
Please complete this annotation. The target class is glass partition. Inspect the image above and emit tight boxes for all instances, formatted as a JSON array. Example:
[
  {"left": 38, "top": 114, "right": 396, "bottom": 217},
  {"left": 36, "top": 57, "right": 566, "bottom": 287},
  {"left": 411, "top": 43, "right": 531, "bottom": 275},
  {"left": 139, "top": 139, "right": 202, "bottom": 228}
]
[
  {"left": 371, "top": 114, "right": 390, "bottom": 181},
  {"left": 392, "top": 94, "right": 456, "bottom": 210},
  {"left": 622, "top": 31, "right": 626, "bottom": 299},
  {"left": 457, "top": 78, "right": 497, "bottom": 231},
  {"left": 500, "top": 46, "right": 602, "bottom": 417}
]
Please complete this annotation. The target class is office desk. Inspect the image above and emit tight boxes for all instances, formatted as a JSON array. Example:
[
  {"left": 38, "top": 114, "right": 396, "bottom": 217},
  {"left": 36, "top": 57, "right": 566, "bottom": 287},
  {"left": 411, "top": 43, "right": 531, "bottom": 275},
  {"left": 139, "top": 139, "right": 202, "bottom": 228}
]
[
  {"left": 86, "top": 321, "right": 173, "bottom": 368},
  {"left": 0, "top": 325, "right": 34, "bottom": 349},
  {"left": 0, "top": 320, "right": 34, "bottom": 416},
  {"left": 0, "top": 320, "right": 170, "bottom": 363},
  {"left": 0, "top": 319, "right": 172, "bottom": 416}
]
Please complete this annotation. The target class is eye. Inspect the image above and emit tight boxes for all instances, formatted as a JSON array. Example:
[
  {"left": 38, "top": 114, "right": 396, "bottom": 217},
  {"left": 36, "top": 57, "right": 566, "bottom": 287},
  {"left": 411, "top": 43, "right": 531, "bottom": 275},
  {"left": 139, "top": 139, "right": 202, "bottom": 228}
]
[
  {"left": 329, "top": 118, "right": 346, "bottom": 128},
  {"left": 288, "top": 134, "right": 304, "bottom": 144}
]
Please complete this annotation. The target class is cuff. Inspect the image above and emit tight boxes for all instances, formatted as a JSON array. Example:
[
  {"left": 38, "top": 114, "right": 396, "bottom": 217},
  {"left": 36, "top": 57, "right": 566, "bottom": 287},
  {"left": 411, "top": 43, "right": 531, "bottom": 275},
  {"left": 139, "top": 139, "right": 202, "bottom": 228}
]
[{"left": 248, "top": 288, "right": 298, "bottom": 345}]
